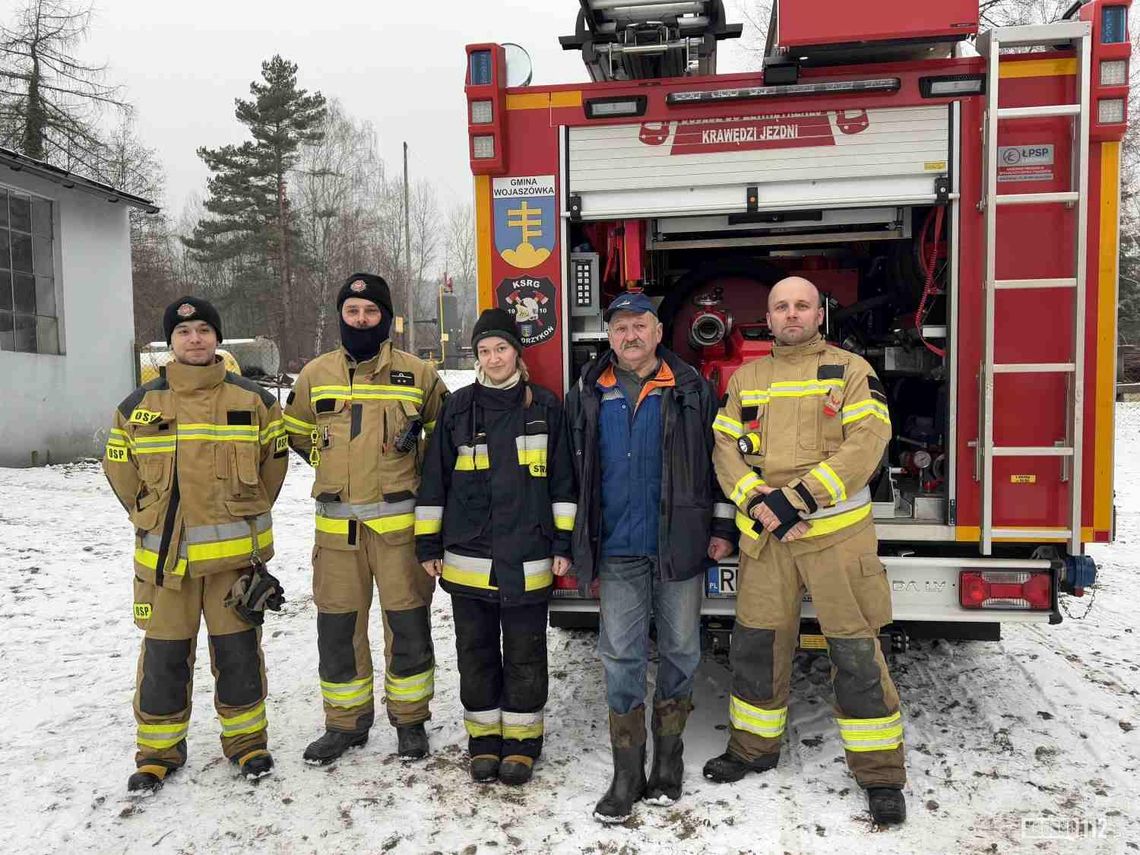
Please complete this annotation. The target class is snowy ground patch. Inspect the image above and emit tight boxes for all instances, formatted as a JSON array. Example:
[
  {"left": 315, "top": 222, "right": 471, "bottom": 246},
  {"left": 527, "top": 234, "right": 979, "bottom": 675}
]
[{"left": 0, "top": 397, "right": 1136, "bottom": 854}]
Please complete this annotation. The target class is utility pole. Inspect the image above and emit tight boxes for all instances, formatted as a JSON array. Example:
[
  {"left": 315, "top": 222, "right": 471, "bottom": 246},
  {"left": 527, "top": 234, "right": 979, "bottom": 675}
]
[{"left": 403, "top": 141, "right": 416, "bottom": 353}]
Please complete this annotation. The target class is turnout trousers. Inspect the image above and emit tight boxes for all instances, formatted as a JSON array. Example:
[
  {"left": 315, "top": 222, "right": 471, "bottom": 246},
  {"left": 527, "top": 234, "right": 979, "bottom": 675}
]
[
  {"left": 312, "top": 525, "right": 436, "bottom": 732},
  {"left": 131, "top": 568, "right": 268, "bottom": 772},
  {"left": 452, "top": 595, "right": 548, "bottom": 762},
  {"left": 728, "top": 521, "right": 906, "bottom": 788}
]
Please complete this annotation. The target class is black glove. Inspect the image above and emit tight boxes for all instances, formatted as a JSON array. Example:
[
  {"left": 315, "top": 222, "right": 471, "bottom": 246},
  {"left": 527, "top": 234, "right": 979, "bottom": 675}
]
[
  {"left": 224, "top": 561, "right": 285, "bottom": 626},
  {"left": 747, "top": 489, "right": 803, "bottom": 541}
]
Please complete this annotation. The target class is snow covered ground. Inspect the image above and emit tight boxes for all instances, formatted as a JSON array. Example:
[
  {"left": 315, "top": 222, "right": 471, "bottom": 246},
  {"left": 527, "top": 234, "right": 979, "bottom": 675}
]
[{"left": 0, "top": 379, "right": 1136, "bottom": 854}]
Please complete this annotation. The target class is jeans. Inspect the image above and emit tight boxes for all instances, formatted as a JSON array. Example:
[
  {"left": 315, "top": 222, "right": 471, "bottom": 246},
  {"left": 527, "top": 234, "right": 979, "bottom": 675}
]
[{"left": 597, "top": 556, "right": 703, "bottom": 714}]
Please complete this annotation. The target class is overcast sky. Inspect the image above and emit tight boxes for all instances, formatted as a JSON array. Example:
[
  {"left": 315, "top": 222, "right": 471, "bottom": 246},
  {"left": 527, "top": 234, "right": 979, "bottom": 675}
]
[{"left": 74, "top": 0, "right": 764, "bottom": 217}]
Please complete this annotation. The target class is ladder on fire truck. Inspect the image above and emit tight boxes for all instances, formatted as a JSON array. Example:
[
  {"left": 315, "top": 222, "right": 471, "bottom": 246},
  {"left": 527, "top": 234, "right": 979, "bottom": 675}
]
[
  {"left": 976, "top": 20, "right": 1093, "bottom": 556},
  {"left": 560, "top": 0, "right": 742, "bottom": 82}
]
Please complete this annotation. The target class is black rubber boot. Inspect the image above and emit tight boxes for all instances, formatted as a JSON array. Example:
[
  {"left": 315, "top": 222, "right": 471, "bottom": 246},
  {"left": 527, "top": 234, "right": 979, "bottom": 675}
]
[
  {"left": 302, "top": 730, "right": 368, "bottom": 766},
  {"left": 498, "top": 755, "right": 534, "bottom": 786},
  {"left": 397, "top": 723, "right": 429, "bottom": 760},
  {"left": 702, "top": 750, "right": 779, "bottom": 783},
  {"left": 645, "top": 697, "right": 692, "bottom": 806},
  {"left": 127, "top": 768, "right": 169, "bottom": 794},
  {"left": 233, "top": 749, "right": 274, "bottom": 781},
  {"left": 867, "top": 787, "right": 907, "bottom": 825},
  {"left": 470, "top": 754, "right": 500, "bottom": 783},
  {"left": 593, "top": 707, "right": 647, "bottom": 824}
]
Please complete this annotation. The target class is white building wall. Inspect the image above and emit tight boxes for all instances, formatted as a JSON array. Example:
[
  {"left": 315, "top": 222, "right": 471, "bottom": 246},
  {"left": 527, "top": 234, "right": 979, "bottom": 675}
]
[{"left": 0, "top": 170, "right": 136, "bottom": 467}]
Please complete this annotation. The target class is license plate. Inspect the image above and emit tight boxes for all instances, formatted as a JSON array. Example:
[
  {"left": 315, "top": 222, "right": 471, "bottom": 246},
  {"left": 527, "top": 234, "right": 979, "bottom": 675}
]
[{"left": 705, "top": 565, "right": 738, "bottom": 597}]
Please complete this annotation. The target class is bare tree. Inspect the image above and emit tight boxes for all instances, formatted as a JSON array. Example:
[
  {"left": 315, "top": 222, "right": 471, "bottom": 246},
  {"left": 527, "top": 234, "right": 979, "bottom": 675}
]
[{"left": 0, "top": 0, "right": 128, "bottom": 176}]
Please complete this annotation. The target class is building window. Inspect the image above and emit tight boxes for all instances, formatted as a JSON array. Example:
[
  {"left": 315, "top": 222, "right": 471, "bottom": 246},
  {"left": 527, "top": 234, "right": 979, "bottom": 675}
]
[{"left": 0, "top": 186, "right": 59, "bottom": 354}]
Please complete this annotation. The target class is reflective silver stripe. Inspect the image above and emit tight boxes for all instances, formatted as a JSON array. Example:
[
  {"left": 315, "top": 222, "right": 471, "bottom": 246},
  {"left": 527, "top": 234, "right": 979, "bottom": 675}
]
[
  {"left": 502, "top": 709, "right": 543, "bottom": 726},
  {"left": 315, "top": 499, "right": 416, "bottom": 520},
  {"left": 514, "top": 434, "right": 549, "bottom": 451},
  {"left": 502, "top": 709, "right": 544, "bottom": 739},
  {"left": 457, "top": 443, "right": 490, "bottom": 457},
  {"left": 464, "top": 707, "right": 501, "bottom": 725},
  {"left": 805, "top": 486, "right": 871, "bottom": 520},
  {"left": 443, "top": 551, "right": 493, "bottom": 572},
  {"left": 713, "top": 502, "right": 735, "bottom": 519},
  {"left": 600, "top": 389, "right": 624, "bottom": 402},
  {"left": 524, "top": 558, "right": 554, "bottom": 578},
  {"left": 183, "top": 513, "right": 272, "bottom": 545},
  {"left": 139, "top": 532, "right": 188, "bottom": 559},
  {"left": 414, "top": 505, "right": 443, "bottom": 521}
]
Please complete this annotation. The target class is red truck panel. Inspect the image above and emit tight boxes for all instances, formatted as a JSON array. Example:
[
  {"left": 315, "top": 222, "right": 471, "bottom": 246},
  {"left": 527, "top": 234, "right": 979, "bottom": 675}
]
[{"left": 777, "top": 0, "right": 977, "bottom": 48}]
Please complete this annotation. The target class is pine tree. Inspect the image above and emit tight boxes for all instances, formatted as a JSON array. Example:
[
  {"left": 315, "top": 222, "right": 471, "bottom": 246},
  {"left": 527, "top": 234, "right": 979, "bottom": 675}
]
[{"left": 184, "top": 55, "right": 326, "bottom": 357}]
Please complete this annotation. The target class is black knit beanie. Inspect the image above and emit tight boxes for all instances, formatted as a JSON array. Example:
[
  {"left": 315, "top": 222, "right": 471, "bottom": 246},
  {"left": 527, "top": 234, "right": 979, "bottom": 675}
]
[
  {"left": 337, "top": 273, "right": 394, "bottom": 316},
  {"left": 472, "top": 308, "right": 524, "bottom": 353},
  {"left": 163, "top": 296, "right": 222, "bottom": 344}
]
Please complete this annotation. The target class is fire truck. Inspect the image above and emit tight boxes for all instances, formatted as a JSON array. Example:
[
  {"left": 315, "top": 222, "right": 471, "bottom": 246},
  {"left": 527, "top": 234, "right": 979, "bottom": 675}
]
[{"left": 463, "top": 0, "right": 1131, "bottom": 643}]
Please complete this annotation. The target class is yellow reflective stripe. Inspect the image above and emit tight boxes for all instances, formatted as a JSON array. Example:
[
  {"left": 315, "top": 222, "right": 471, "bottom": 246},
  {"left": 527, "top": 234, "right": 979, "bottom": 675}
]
[
  {"left": 315, "top": 515, "right": 349, "bottom": 535},
  {"left": 736, "top": 511, "right": 759, "bottom": 539},
  {"left": 423, "top": 420, "right": 437, "bottom": 436},
  {"left": 735, "top": 502, "right": 870, "bottom": 540},
  {"left": 517, "top": 448, "right": 548, "bottom": 466},
  {"left": 740, "top": 389, "right": 771, "bottom": 406},
  {"left": 455, "top": 453, "right": 491, "bottom": 470},
  {"left": 841, "top": 399, "right": 890, "bottom": 427},
  {"left": 137, "top": 720, "right": 189, "bottom": 749},
  {"left": 554, "top": 516, "right": 574, "bottom": 531},
  {"left": 175, "top": 423, "right": 259, "bottom": 443},
  {"left": 311, "top": 385, "right": 424, "bottom": 405},
  {"left": 836, "top": 712, "right": 903, "bottom": 752},
  {"left": 713, "top": 414, "right": 744, "bottom": 439},
  {"left": 730, "top": 471, "right": 765, "bottom": 506},
  {"left": 321, "top": 676, "right": 374, "bottom": 709},
  {"left": 185, "top": 529, "right": 272, "bottom": 563},
  {"left": 728, "top": 696, "right": 787, "bottom": 738},
  {"left": 133, "top": 546, "right": 188, "bottom": 576},
  {"left": 524, "top": 569, "right": 554, "bottom": 592},
  {"left": 362, "top": 513, "right": 415, "bottom": 535},
  {"left": 465, "top": 719, "right": 502, "bottom": 737},
  {"left": 284, "top": 413, "right": 316, "bottom": 434},
  {"left": 259, "top": 420, "right": 285, "bottom": 443},
  {"left": 219, "top": 702, "right": 268, "bottom": 737},
  {"left": 502, "top": 723, "right": 544, "bottom": 740},
  {"left": 810, "top": 461, "right": 847, "bottom": 504},
  {"left": 443, "top": 563, "right": 496, "bottom": 590},
  {"left": 414, "top": 518, "right": 442, "bottom": 535},
  {"left": 742, "top": 381, "right": 846, "bottom": 404},
  {"left": 385, "top": 667, "right": 435, "bottom": 702}
]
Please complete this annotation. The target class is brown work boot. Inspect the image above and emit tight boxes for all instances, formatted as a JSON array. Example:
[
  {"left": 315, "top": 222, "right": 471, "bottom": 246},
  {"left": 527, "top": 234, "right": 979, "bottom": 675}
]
[
  {"left": 593, "top": 707, "right": 647, "bottom": 824},
  {"left": 645, "top": 696, "right": 692, "bottom": 806}
]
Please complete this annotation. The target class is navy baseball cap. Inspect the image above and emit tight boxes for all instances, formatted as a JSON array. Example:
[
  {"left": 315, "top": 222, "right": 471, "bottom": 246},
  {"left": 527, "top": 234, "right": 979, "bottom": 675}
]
[{"left": 603, "top": 292, "right": 657, "bottom": 322}]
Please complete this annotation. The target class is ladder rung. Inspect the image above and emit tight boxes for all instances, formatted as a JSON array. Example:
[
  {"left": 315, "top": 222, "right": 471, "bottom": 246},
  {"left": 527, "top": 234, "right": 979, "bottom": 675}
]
[
  {"left": 992, "top": 446, "right": 1074, "bottom": 457},
  {"left": 996, "top": 192, "right": 1080, "bottom": 206},
  {"left": 991, "top": 528, "right": 1072, "bottom": 540},
  {"left": 993, "top": 362, "right": 1075, "bottom": 374},
  {"left": 997, "top": 104, "right": 1081, "bottom": 120},
  {"left": 993, "top": 278, "right": 1077, "bottom": 290}
]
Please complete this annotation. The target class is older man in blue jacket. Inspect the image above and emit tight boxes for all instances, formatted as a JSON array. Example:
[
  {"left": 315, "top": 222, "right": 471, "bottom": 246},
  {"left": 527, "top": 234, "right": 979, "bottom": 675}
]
[{"left": 566, "top": 292, "right": 735, "bottom": 823}]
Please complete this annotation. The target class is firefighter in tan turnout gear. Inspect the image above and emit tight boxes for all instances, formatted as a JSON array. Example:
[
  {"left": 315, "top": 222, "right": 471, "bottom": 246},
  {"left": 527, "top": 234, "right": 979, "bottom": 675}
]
[
  {"left": 703, "top": 276, "right": 908, "bottom": 826},
  {"left": 286, "top": 273, "right": 448, "bottom": 764},
  {"left": 104, "top": 297, "right": 288, "bottom": 793}
]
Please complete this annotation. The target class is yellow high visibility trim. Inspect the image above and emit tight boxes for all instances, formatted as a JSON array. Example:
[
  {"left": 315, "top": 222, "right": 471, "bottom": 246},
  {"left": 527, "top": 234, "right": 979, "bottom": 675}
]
[
  {"left": 177, "top": 423, "right": 259, "bottom": 443},
  {"left": 385, "top": 667, "right": 435, "bottom": 702},
  {"left": 219, "top": 702, "right": 268, "bottom": 737},
  {"left": 185, "top": 529, "right": 273, "bottom": 563},
  {"left": 315, "top": 515, "right": 349, "bottom": 535},
  {"left": 742, "top": 381, "right": 846, "bottom": 406},
  {"left": 517, "top": 448, "right": 548, "bottom": 467},
  {"left": 259, "top": 420, "right": 286, "bottom": 444},
  {"left": 728, "top": 696, "right": 787, "bottom": 738},
  {"left": 810, "top": 461, "right": 847, "bottom": 503},
  {"left": 137, "top": 720, "right": 189, "bottom": 750},
  {"left": 321, "top": 676, "right": 374, "bottom": 709},
  {"left": 1095, "top": 141, "right": 1121, "bottom": 533},
  {"left": 506, "top": 90, "right": 583, "bottom": 110},
  {"left": 730, "top": 471, "right": 765, "bottom": 507},
  {"left": 284, "top": 414, "right": 316, "bottom": 434},
  {"left": 999, "top": 57, "right": 1076, "bottom": 79},
  {"left": 525, "top": 569, "right": 554, "bottom": 592},
  {"left": 455, "top": 454, "right": 491, "bottom": 471},
  {"left": 414, "top": 518, "right": 443, "bottom": 535},
  {"left": 841, "top": 399, "right": 891, "bottom": 427},
  {"left": 362, "top": 514, "right": 415, "bottom": 535},
  {"left": 740, "top": 390, "right": 770, "bottom": 406},
  {"left": 134, "top": 547, "right": 188, "bottom": 576},
  {"left": 735, "top": 502, "right": 870, "bottom": 540},
  {"left": 465, "top": 720, "right": 502, "bottom": 738},
  {"left": 443, "top": 563, "right": 497, "bottom": 590},
  {"left": 310, "top": 384, "right": 424, "bottom": 405},
  {"left": 836, "top": 712, "right": 903, "bottom": 753},
  {"left": 502, "top": 722, "right": 544, "bottom": 740},
  {"left": 554, "top": 516, "right": 574, "bottom": 531},
  {"left": 713, "top": 414, "right": 744, "bottom": 439},
  {"left": 423, "top": 420, "right": 437, "bottom": 436}
]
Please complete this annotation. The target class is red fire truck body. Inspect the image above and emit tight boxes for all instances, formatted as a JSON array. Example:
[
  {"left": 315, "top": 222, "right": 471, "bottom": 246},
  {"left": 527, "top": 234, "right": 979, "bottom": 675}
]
[{"left": 463, "top": 1, "right": 1131, "bottom": 641}]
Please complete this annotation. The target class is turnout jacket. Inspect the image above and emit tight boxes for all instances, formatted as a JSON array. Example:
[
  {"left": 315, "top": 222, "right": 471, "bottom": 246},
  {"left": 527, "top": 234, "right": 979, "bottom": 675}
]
[
  {"left": 566, "top": 346, "right": 736, "bottom": 593},
  {"left": 414, "top": 380, "right": 576, "bottom": 606},
  {"left": 284, "top": 340, "right": 447, "bottom": 550},
  {"left": 103, "top": 358, "right": 288, "bottom": 590},
  {"left": 712, "top": 334, "right": 891, "bottom": 557}
]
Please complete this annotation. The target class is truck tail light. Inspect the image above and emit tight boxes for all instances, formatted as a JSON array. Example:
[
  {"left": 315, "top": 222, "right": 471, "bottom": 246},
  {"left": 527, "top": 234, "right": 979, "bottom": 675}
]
[
  {"left": 959, "top": 570, "right": 1052, "bottom": 610},
  {"left": 552, "top": 572, "right": 580, "bottom": 598},
  {"left": 470, "top": 100, "right": 494, "bottom": 124},
  {"left": 1098, "top": 97, "right": 1126, "bottom": 124},
  {"left": 472, "top": 135, "right": 496, "bottom": 159},
  {"left": 1099, "top": 59, "right": 1128, "bottom": 86}
]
